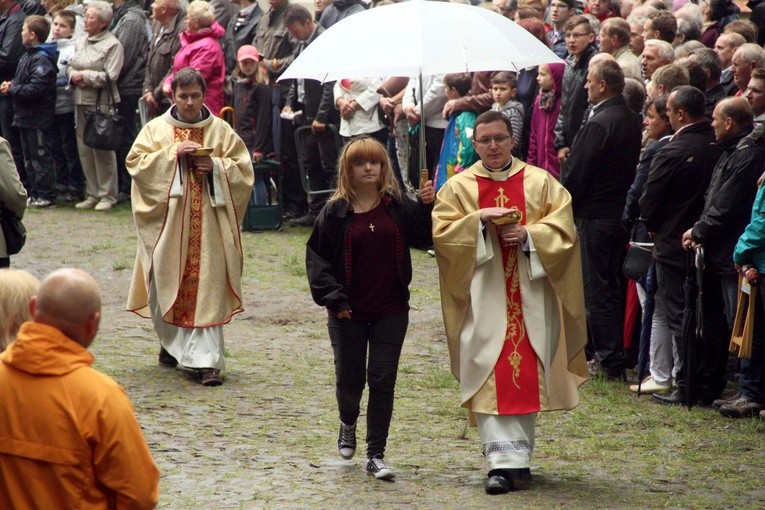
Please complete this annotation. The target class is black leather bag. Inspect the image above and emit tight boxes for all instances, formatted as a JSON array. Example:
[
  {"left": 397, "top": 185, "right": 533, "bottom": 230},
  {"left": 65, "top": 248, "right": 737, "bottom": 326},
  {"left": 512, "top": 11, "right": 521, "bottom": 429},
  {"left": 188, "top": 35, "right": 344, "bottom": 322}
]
[
  {"left": 0, "top": 204, "right": 26, "bottom": 255},
  {"left": 623, "top": 241, "right": 653, "bottom": 281},
  {"left": 83, "top": 75, "right": 124, "bottom": 151}
]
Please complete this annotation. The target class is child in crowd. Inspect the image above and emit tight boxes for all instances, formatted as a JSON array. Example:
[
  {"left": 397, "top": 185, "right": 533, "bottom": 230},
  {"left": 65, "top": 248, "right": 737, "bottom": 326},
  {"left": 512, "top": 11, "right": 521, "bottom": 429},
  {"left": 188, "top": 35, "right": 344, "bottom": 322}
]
[
  {"left": 49, "top": 10, "right": 84, "bottom": 203},
  {"left": 527, "top": 63, "right": 565, "bottom": 179},
  {"left": 490, "top": 71, "right": 524, "bottom": 158},
  {"left": 0, "top": 15, "right": 58, "bottom": 208},
  {"left": 231, "top": 44, "right": 272, "bottom": 205},
  {"left": 434, "top": 72, "right": 478, "bottom": 192}
]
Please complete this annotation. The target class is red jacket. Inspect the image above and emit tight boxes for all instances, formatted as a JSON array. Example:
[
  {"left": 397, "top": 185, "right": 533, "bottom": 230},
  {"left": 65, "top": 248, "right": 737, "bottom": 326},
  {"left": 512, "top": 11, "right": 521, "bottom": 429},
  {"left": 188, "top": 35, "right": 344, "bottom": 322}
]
[
  {"left": 0, "top": 322, "right": 159, "bottom": 510},
  {"left": 166, "top": 22, "right": 226, "bottom": 116}
]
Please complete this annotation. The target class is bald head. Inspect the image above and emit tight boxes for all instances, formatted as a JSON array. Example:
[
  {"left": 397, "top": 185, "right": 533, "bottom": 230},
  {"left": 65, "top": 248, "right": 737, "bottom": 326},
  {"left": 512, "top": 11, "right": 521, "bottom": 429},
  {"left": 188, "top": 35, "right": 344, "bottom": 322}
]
[
  {"left": 712, "top": 97, "right": 754, "bottom": 142},
  {"left": 32, "top": 268, "right": 101, "bottom": 347},
  {"left": 589, "top": 52, "right": 616, "bottom": 69}
]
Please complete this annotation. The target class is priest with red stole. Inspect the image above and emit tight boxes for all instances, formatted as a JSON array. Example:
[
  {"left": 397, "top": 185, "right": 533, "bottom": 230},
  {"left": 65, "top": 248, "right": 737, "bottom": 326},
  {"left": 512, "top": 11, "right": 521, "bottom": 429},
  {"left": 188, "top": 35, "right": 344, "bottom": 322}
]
[{"left": 432, "top": 110, "right": 589, "bottom": 495}]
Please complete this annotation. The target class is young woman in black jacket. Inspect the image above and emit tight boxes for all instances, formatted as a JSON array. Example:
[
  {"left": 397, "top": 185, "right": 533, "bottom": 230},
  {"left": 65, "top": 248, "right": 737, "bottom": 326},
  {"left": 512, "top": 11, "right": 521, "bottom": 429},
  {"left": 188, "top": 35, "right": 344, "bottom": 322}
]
[{"left": 306, "top": 136, "right": 434, "bottom": 480}]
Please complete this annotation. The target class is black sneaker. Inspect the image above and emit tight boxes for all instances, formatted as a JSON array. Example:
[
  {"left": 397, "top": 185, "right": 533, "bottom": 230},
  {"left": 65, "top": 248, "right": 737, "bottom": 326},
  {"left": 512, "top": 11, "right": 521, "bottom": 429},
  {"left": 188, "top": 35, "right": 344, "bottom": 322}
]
[
  {"left": 366, "top": 456, "right": 394, "bottom": 480},
  {"left": 337, "top": 421, "right": 356, "bottom": 460}
]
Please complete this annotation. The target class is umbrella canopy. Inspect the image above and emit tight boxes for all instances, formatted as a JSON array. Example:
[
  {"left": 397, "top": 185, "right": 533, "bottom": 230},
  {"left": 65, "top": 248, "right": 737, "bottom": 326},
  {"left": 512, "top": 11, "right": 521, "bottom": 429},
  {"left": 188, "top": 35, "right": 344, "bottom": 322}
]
[{"left": 278, "top": 0, "right": 564, "bottom": 83}]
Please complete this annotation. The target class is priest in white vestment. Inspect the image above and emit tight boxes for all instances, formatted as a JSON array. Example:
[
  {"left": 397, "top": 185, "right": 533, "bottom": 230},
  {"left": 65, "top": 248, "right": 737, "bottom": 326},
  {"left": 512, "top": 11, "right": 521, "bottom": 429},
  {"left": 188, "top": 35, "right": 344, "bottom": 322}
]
[
  {"left": 433, "top": 111, "right": 588, "bottom": 494},
  {"left": 126, "top": 67, "right": 254, "bottom": 386}
]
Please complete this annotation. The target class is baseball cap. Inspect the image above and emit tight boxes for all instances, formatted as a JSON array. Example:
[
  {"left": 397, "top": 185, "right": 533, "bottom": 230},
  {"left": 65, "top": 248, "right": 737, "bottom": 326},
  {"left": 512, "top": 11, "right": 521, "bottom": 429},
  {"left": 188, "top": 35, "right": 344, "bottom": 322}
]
[{"left": 237, "top": 45, "right": 261, "bottom": 63}]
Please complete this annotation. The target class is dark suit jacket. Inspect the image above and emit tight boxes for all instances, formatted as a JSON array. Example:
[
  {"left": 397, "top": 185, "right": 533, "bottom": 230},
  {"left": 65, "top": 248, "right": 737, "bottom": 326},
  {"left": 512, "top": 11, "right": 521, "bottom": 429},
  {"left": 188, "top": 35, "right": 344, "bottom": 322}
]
[
  {"left": 639, "top": 122, "right": 723, "bottom": 267},
  {"left": 560, "top": 95, "right": 642, "bottom": 219},
  {"left": 284, "top": 25, "right": 338, "bottom": 125}
]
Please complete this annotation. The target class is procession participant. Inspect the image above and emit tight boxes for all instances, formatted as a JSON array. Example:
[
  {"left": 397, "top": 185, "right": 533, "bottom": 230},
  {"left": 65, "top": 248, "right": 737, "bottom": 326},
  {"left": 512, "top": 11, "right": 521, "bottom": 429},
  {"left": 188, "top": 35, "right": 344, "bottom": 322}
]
[
  {"left": 306, "top": 137, "right": 434, "bottom": 481},
  {"left": 433, "top": 110, "right": 588, "bottom": 495},
  {"left": 126, "top": 67, "right": 254, "bottom": 386}
]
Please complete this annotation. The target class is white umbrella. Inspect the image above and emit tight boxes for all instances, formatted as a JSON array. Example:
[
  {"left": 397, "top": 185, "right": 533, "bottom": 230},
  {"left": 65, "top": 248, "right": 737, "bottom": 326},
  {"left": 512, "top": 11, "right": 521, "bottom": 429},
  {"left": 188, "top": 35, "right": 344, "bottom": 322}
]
[{"left": 278, "top": 0, "right": 563, "bottom": 169}]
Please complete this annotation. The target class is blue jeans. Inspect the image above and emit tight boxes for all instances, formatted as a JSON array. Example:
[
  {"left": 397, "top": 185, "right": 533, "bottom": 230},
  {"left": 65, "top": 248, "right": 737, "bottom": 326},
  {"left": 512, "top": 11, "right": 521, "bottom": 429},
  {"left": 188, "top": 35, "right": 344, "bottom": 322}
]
[
  {"left": 327, "top": 312, "right": 407, "bottom": 458},
  {"left": 576, "top": 217, "right": 627, "bottom": 372},
  {"left": 19, "top": 127, "right": 55, "bottom": 201}
]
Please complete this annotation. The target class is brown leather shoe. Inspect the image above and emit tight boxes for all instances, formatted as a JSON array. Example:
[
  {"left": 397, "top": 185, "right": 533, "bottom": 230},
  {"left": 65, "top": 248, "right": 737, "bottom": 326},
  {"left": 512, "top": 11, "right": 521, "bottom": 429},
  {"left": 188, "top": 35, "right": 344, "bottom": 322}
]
[{"left": 200, "top": 369, "right": 223, "bottom": 386}]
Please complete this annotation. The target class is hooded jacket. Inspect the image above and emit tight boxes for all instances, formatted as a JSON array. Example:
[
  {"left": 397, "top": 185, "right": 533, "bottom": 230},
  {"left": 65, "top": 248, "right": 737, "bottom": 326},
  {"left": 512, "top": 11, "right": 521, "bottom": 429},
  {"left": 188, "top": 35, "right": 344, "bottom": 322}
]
[
  {"left": 527, "top": 62, "right": 565, "bottom": 178},
  {"left": 0, "top": 322, "right": 160, "bottom": 510},
  {"left": 165, "top": 21, "right": 226, "bottom": 116},
  {"left": 9, "top": 42, "right": 57, "bottom": 129}
]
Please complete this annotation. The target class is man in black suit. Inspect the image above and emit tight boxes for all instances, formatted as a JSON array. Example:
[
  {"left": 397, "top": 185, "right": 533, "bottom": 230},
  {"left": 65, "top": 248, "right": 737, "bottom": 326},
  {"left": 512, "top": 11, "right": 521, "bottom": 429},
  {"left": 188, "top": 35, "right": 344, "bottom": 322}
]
[
  {"left": 639, "top": 86, "right": 723, "bottom": 406},
  {"left": 281, "top": 3, "right": 339, "bottom": 227},
  {"left": 561, "top": 59, "right": 642, "bottom": 380}
]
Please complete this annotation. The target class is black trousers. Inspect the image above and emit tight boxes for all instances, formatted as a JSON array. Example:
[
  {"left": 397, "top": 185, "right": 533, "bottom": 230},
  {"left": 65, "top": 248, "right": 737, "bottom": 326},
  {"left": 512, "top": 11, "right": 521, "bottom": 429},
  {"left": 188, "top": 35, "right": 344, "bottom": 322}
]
[
  {"left": 298, "top": 126, "right": 339, "bottom": 214},
  {"left": 327, "top": 312, "right": 407, "bottom": 459},
  {"left": 116, "top": 94, "right": 140, "bottom": 195},
  {"left": 19, "top": 127, "right": 55, "bottom": 201},
  {"left": 576, "top": 217, "right": 627, "bottom": 372}
]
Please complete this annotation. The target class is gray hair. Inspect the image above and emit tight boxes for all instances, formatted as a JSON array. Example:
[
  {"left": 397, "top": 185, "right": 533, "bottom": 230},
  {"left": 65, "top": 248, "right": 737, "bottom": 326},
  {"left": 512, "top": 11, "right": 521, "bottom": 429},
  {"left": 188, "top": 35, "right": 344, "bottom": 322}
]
[
  {"left": 85, "top": 0, "right": 113, "bottom": 25},
  {"left": 186, "top": 0, "right": 214, "bottom": 27},
  {"left": 734, "top": 43, "right": 765, "bottom": 69},
  {"left": 645, "top": 39, "right": 675, "bottom": 62}
]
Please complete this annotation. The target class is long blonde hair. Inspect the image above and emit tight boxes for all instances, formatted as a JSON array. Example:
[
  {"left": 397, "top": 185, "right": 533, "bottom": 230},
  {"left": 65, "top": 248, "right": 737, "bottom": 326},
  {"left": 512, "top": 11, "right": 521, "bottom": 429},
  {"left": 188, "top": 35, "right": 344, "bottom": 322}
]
[
  {"left": 0, "top": 269, "right": 40, "bottom": 351},
  {"left": 331, "top": 136, "right": 402, "bottom": 203}
]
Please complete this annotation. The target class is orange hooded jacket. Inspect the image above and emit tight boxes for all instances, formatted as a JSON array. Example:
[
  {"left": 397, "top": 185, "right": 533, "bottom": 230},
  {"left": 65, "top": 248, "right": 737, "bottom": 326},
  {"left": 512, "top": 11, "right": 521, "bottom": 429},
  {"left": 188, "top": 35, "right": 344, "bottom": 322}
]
[{"left": 0, "top": 322, "right": 159, "bottom": 509}]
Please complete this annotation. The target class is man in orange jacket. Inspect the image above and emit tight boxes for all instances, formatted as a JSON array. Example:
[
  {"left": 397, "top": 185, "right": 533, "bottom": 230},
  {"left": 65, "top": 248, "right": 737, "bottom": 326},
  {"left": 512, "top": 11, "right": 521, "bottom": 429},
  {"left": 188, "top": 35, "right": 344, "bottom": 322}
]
[{"left": 0, "top": 268, "right": 159, "bottom": 510}]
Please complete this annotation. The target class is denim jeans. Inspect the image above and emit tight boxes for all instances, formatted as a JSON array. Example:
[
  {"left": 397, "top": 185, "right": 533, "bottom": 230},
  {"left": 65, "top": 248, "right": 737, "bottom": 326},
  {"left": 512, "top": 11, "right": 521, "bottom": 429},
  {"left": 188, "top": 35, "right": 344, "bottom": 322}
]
[
  {"left": 19, "top": 127, "right": 56, "bottom": 201},
  {"left": 327, "top": 312, "right": 408, "bottom": 459},
  {"left": 576, "top": 217, "right": 627, "bottom": 372}
]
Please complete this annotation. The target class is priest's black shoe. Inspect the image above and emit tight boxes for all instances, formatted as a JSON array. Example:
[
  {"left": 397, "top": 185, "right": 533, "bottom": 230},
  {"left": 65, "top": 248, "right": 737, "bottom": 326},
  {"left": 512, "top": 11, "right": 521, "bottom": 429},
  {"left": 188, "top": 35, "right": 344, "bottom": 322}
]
[
  {"left": 485, "top": 470, "right": 513, "bottom": 495},
  {"left": 652, "top": 389, "right": 685, "bottom": 406}
]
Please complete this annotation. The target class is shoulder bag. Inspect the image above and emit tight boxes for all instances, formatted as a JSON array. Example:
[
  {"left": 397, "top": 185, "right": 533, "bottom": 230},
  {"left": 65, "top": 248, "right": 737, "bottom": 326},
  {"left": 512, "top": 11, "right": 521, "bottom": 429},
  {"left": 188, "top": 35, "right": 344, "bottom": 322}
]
[
  {"left": 0, "top": 204, "right": 26, "bottom": 255},
  {"left": 83, "top": 74, "right": 125, "bottom": 151}
]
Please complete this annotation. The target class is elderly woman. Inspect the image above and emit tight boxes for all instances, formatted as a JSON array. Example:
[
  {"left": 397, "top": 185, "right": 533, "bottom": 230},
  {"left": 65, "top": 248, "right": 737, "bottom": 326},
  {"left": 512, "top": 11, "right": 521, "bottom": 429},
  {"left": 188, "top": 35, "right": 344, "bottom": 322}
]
[
  {"left": 67, "top": 0, "right": 124, "bottom": 211},
  {"left": 163, "top": 0, "right": 225, "bottom": 116},
  {"left": 0, "top": 269, "right": 40, "bottom": 351},
  {"left": 0, "top": 137, "right": 26, "bottom": 269}
]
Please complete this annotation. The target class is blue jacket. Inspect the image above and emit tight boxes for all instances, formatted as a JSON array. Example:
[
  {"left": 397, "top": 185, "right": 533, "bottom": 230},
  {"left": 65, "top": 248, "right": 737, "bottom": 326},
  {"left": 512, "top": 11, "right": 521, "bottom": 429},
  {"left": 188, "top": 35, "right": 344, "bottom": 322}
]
[
  {"left": 9, "top": 42, "right": 57, "bottom": 129},
  {"left": 734, "top": 178, "right": 765, "bottom": 271}
]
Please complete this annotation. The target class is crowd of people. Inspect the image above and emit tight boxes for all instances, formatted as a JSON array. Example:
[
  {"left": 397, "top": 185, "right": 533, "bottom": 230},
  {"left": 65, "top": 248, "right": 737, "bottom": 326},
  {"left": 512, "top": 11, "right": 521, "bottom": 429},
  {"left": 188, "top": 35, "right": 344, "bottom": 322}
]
[{"left": 2, "top": 0, "right": 765, "bottom": 503}]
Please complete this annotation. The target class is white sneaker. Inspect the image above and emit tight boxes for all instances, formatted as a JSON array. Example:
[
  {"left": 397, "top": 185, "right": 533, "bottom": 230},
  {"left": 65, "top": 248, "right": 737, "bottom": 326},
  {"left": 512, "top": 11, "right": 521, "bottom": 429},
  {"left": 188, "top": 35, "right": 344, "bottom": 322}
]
[
  {"left": 366, "top": 456, "right": 395, "bottom": 480},
  {"left": 94, "top": 200, "right": 114, "bottom": 211},
  {"left": 75, "top": 197, "right": 98, "bottom": 209},
  {"left": 629, "top": 376, "right": 671, "bottom": 394}
]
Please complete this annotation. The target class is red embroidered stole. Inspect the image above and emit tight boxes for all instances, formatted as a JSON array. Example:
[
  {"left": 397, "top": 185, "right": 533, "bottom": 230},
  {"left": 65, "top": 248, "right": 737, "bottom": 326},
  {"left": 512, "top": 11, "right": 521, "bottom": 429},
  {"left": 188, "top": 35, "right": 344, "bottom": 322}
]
[
  {"left": 172, "top": 127, "right": 204, "bottom": 327},
  {"left": 476, "top": 169, "right": 541, "bottom": 414}
]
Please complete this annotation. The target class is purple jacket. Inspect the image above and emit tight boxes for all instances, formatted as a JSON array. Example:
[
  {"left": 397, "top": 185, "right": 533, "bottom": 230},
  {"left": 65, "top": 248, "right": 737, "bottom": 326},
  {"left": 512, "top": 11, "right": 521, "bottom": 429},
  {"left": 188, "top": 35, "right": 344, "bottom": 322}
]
[
  {"left": 165, "top": 22, "right": 226, "bottom": 116},
  {"left": 527, "top": 63, "right": 564, "bottom": 179}
]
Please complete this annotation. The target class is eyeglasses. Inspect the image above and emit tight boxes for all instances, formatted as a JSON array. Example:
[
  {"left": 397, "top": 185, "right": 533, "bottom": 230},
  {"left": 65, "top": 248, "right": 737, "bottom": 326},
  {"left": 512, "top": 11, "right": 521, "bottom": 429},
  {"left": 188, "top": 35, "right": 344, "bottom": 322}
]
[
  {"left": 473, "top": 135, "right": 512, "bottom": 146},
  {"left": 551, "top": 2, "right": 570, "bottom": 8},
  {"left": 565, "top": 32, "right": 591, "bottom": 40}
]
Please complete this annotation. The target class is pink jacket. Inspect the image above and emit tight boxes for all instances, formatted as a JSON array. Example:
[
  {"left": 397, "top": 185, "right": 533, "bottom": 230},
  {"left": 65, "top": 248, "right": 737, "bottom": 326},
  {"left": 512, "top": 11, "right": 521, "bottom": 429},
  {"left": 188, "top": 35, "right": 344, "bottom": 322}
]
[
  {"left": 165, "top": 22, "right": 226, "bottom": 116},
  {"left": 527, "top": 63, "right": 564, "bottom": 179}
]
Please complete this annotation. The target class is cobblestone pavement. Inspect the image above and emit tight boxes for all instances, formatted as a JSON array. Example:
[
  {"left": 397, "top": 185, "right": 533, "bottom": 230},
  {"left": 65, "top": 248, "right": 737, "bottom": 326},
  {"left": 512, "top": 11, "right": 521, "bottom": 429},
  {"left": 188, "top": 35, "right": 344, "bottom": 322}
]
[{"left": 13, "top": 207, "right": 765, "bottom": 509}]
